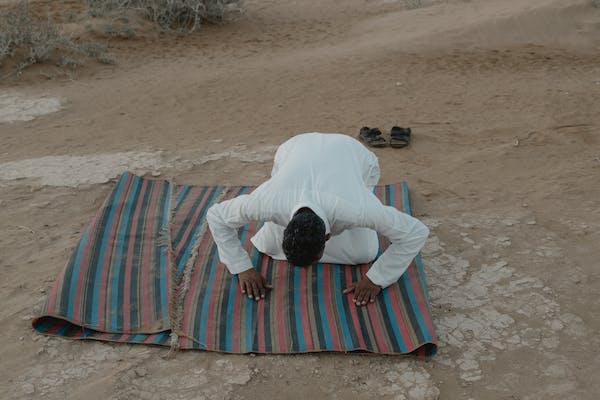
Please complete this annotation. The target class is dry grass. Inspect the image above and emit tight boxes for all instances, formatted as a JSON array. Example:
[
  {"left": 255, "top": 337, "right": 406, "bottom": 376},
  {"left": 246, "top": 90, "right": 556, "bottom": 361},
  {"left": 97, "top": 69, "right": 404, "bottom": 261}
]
[
  {"left": 405, "top": 0, "right": 423, "bottom": 10},
  {"left": 0, "top": 0, "right": 242, "bottom": 78},
  {"left": 0, "top": 1, "right": 114, "bottom": 78},
  {"left": 86, "top": 0, "right": 244, "bottom": 33}
]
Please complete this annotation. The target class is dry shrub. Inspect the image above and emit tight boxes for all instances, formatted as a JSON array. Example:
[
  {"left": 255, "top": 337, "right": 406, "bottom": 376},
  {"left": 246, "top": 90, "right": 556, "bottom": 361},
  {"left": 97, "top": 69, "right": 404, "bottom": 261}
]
[
  {"left": 405, "top": 0, "right": 423, "bottom": 9},
  {"left": 86, "top": 0, "right": 244, "bottom": 33},
  {"left": 0, "top": 1, "right": 114, "bottom": 77}
]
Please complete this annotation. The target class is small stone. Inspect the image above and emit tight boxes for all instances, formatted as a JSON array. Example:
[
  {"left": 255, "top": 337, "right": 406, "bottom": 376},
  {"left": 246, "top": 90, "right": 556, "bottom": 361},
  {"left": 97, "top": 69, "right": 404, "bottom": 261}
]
[
  {"left": 134, "top": 367, "right": 147, "bottom": 377},
  {"left": 40, "top": 288, "right": 46, "bottom": 294},
  {"left": 228, "top": 371, "right": 251, "bottom": 385},
  {"left": 47, "top": 347, "right": 59, "bottom": 357},
  {"left": 151, "top": 171, "right": 161, "bottom": 177},
  {"left": 522, "top": 203, "right": 528, "bottom": 208},
  {"left": 395, "top": 81, "right": 402, "bottom": 86},
  {"left": 462, "top": 237, "right": 475, "bottom": 244},
  {"left": 496, "top": 236, "right": 511, "bottom": 247},
  {"left": 19, "top": 336, "right": 24, "bottom": 341},
  {"left": 526, "top": 220, "right": 536, "bottom": 225},
  {"left": 22, "top": 383, "right": 35, "bottom": 394},
  {"left": 549, "top": 319, "right": 564, "bottom": 330}
]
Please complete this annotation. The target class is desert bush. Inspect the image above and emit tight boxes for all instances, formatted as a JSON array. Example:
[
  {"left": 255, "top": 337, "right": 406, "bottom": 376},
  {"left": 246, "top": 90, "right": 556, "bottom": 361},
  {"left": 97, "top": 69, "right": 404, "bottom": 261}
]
[
  {"left": 86, "top": 0, "right": 244, "bottom": 33},
  {"left": 0, "top": 1, "right": 114, "bottom": 77},
  {"left": 405, "top": 0, "right": 423, "bottom": 9}
]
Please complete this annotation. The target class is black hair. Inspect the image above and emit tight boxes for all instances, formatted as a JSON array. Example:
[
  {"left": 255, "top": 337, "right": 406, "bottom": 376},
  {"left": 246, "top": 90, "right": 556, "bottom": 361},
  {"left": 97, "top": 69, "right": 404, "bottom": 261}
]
[{"left": 282, "top": 209, "right": 326, "bottom": 266}]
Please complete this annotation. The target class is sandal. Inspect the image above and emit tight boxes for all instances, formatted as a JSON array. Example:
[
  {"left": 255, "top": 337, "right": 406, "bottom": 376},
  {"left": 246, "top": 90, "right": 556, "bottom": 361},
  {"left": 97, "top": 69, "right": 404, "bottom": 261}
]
[
  {"left": 390, "top": 126, "right": 411, "bottom": 148},
  {"left": 359, "top": 127, "right": 387, "bottom": 148}
]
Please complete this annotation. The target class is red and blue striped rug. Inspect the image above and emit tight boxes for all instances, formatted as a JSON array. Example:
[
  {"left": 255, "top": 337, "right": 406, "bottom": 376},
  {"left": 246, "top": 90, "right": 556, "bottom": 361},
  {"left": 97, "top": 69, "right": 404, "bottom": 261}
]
[{"left": 33, "top": 172, "right": 437, "bottom": 355}]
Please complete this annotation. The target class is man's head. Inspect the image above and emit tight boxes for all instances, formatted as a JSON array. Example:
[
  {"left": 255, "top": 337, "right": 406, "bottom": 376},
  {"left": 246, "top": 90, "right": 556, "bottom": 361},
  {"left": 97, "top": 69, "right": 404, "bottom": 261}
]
[{"left": 282, "top": 208, "right": 329, "bottom": 267}]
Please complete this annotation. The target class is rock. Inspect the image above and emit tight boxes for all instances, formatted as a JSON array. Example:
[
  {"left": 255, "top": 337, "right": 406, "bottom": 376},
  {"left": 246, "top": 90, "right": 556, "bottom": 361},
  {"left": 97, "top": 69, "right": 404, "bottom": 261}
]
[
  {"left": 151, "top": 171, "right": 161, "bottom": 177},
  {"left": 22, "top": 383, "right": 35, "bottom": 394},
  {"left": 227, "top": 371, "right": 251, "bottom": 385},
  {"left": 134, "top": 367, "right": 147, "bottom": 377},
  {"left": 526, "top": 220, "right": 536, "bottom": 225},
  {"left": 496, "top": 236, "right": 511, "bottom": 247}
]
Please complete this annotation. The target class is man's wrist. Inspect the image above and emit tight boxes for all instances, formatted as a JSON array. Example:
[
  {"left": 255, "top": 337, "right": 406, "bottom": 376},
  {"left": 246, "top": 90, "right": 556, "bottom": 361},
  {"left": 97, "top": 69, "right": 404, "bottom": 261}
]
[
  {"left": 364, "top": 276, "right": 381, "bottom": 288},
  {"left": 365, "top": 269, "right": 386, "bottom": 288},
  {"left": 232, "top": 265, "right": 253, "bottom": 275}
]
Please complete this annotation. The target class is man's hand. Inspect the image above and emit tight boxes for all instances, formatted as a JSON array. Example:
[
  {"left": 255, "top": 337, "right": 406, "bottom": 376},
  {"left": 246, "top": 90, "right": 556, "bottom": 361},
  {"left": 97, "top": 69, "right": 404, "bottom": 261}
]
[
  {"left": 343, "top": 277, "right": 381, "bottom": 306},
  {"left": 238, "top": 269, "right": 273, "bottom": 301}
]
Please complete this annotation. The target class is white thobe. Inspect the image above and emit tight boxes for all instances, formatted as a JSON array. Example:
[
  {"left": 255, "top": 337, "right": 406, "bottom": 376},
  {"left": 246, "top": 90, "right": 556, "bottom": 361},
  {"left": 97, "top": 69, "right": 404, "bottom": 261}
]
[{"left": 206, "top": 133, "right": 429, "bottom": 288}]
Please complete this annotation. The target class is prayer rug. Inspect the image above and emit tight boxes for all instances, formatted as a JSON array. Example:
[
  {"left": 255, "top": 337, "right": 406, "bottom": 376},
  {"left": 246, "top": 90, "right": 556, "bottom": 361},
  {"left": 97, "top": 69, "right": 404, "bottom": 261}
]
[{"left": 33, "top": 172, "right": 437, "bottom": 355}]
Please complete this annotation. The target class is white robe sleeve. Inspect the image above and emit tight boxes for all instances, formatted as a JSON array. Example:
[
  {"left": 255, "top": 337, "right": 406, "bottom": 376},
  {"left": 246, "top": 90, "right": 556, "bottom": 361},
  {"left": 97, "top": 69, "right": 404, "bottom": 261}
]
[
  {"left": 206, "top": 194, "right": 260, "bottom": 275},
  {"left": 363, "top": 205, "right": 429, "bottom": 288}
]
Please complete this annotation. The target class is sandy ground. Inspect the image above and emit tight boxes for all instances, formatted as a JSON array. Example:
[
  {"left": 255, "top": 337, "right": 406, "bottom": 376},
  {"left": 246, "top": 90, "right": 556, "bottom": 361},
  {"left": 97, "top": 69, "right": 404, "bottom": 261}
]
[{"left": 1, "top": 0, "right": 600, "bottom": 398}]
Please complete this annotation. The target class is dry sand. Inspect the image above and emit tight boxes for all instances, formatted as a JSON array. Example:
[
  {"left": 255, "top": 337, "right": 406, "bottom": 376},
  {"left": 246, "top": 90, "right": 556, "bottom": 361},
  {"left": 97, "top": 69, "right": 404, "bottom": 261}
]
[{"left": 1, "top": 0, "right": 599, "bottom": 398}]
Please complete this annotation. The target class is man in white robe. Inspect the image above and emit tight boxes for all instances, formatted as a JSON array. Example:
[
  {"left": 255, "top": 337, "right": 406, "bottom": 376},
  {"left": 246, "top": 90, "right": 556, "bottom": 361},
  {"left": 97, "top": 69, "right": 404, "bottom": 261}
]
[{"left": 207, "top": 133, "right": 429, "bottom": 306}]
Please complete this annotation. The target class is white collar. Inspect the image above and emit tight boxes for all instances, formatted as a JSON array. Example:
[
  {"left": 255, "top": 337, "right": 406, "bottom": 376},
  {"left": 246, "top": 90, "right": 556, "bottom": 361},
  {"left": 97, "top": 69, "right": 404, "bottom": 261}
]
[{"left": 290, "top": 202, "right": 331, "bottom": 235}]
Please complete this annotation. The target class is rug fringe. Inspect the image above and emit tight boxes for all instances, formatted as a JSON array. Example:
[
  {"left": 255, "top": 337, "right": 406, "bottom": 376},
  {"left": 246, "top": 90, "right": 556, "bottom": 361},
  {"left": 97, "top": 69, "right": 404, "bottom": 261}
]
[{"left": 165, "top": 184, "right": 228, "bottom": 356}]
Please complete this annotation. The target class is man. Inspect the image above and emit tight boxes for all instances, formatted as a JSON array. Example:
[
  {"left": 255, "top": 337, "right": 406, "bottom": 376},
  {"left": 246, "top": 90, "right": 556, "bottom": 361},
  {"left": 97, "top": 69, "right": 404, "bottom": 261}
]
[{"left": 207, "top": 133, "right": 429, "bottom": 307}]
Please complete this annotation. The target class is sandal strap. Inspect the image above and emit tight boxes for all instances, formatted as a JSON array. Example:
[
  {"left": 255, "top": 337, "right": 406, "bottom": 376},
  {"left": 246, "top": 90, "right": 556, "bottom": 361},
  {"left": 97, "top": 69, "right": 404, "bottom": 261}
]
[
  {"left": 390, "top": 126, "right": 411, "bottom": 138},
  {"left": 369, "top": 128, "right": 383, "bottom": 136}
]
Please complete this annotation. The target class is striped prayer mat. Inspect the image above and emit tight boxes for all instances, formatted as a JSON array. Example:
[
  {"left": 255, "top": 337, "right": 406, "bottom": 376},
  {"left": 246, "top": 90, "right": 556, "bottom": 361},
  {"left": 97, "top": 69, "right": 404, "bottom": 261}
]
[{"left": 33, "top": 172, "right": 437, "bottom": 355}]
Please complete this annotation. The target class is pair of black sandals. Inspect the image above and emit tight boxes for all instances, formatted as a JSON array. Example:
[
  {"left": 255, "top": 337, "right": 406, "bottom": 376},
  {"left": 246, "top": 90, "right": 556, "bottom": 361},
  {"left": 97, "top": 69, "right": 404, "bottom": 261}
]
[{"left": 359, "top": 126, "right": 411, "bottom": 148}]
